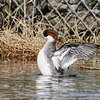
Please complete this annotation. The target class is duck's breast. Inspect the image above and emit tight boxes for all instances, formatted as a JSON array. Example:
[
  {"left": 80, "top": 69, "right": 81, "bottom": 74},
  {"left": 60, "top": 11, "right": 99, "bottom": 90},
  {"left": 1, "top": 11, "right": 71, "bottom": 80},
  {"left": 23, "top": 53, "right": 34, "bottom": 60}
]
[{"left": 37, "top": 49, "right": 53, "bottom": 75}]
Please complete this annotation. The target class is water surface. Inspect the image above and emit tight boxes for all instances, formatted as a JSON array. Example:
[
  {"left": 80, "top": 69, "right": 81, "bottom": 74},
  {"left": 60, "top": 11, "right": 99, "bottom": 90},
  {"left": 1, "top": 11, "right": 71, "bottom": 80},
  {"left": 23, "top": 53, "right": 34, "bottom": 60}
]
[{"left": 0, "top": 58, "right": 100, "bottom": 100}]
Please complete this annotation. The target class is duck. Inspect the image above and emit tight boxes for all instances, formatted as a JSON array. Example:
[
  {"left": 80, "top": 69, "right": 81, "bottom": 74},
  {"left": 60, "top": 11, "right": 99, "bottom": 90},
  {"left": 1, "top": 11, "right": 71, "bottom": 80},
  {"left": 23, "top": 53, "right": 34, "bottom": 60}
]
[{"left": 37, "top": 29, "right": 100, "bottom": 76}]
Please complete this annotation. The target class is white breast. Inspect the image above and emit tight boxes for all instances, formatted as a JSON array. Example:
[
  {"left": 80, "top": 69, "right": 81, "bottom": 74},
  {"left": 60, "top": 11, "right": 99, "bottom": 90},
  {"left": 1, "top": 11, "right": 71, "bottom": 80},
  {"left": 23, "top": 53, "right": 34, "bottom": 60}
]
[{"left": 37, "top": 48, "right": 53, "bottom": 75}]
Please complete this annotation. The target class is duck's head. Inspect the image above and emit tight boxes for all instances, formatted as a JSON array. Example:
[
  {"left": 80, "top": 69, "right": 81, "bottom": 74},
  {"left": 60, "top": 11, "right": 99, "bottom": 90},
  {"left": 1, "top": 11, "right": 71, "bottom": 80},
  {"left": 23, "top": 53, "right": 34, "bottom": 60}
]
[{"left": 42, "top": 29, "right": 58, "bottom": 42}]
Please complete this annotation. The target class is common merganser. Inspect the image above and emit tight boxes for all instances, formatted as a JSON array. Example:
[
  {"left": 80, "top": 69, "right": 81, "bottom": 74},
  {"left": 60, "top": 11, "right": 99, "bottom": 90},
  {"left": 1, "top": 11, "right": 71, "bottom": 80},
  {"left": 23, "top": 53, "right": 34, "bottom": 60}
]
[{"left": 37, "top": 29, "right": 100, "bottom": 76}]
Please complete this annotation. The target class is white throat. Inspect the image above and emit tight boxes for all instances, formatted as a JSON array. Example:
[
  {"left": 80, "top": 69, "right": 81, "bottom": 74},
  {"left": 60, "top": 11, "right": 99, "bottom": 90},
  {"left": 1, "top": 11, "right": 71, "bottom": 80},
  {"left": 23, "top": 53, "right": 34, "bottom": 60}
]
[{"left": 46, "top": 36, "right": 55, "bottom": 42}]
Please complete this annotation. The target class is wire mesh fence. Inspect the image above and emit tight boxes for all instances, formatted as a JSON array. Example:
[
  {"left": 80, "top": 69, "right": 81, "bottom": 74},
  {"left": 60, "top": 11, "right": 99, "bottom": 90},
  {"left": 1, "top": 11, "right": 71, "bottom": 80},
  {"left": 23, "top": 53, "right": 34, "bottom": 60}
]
[{"left": 0, "top": 0, "right": 100, "bottom": 42}]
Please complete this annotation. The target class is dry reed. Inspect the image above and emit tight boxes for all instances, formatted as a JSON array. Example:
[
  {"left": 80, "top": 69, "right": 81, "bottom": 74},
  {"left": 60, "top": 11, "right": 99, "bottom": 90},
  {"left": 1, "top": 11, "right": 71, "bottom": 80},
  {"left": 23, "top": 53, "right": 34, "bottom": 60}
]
[
  {"left": 0, "top": 17, "right": 100, "bottom": 60},
  {"left": 0, "top": 19, "right": 100, "bottom": 59},
  {"left": 0, "top": 27, "right": 47, "bottom": 60}
]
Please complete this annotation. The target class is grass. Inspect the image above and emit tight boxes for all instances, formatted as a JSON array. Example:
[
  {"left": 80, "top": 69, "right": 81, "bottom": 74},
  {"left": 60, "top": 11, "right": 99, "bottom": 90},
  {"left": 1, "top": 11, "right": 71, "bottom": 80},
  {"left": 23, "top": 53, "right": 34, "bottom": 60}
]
[
  {"left": 0, "top": 17, "right": 100, "bottom": 60},
  {"left": 0, "top": 0, "right": 100, "bottom": 61},
  {"left": 0, "top": 27, "right": 46, "bottom": 60}
]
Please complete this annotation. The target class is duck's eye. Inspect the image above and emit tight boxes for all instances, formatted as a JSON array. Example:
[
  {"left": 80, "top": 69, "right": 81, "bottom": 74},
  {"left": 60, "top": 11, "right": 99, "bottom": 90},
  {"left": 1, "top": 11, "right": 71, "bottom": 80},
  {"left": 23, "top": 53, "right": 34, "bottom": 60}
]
[
  {"left": 43, "top": 32, "right": 48, "bottom": 37},
  {"left": 43, "top": 30, "right": 49, "bottom": 37}
]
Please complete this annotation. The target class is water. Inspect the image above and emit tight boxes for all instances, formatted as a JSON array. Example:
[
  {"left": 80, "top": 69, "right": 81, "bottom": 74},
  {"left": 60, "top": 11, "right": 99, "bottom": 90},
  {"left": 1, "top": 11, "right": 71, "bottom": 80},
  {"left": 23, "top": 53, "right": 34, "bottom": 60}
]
[{"left": 0, "top": 59, "right": 100, "bottom": 100}]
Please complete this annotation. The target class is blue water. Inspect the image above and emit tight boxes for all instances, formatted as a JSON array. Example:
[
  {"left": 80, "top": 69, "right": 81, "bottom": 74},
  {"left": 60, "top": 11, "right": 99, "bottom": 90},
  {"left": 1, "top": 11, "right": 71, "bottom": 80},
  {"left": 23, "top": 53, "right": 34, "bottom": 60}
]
[{"left": 0, "top": 60, "right": 100, "bottom": 100}]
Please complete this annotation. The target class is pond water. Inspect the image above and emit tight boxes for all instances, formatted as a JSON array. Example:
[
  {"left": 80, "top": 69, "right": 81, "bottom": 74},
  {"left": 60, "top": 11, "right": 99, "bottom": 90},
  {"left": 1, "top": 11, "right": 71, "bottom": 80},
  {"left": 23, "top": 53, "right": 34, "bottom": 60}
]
[{"left": 0, "top": 58, "right": 100, "bottom": 100}]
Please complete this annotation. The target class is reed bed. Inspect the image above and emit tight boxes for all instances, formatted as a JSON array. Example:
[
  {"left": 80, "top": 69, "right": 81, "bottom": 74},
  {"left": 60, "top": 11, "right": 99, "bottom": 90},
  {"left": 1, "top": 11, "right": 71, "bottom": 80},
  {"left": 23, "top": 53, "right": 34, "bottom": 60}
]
[
  {"left": 0, "top": 0, "right": 100, "bottom": 60},
  {"left": 0, "top": 28, "right": 47, "bottom": 60},
  {"left": 0, "top": 20, "right": 100, "bottom": 60}
]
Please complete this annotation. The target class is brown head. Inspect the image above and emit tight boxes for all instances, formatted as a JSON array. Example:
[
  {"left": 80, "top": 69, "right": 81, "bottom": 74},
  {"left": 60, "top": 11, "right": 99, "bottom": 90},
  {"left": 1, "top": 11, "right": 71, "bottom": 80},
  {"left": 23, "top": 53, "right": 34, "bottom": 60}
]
[{"left": 42, "top": 29, "right": 58, "bottom": 41}]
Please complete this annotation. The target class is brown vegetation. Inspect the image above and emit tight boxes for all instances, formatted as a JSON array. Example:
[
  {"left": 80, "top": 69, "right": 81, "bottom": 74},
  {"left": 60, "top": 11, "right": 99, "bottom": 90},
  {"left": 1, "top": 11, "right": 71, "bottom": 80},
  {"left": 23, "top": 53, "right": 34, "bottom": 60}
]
[
  {"left": 0, "top": 24, "right": 99, "bottom": 61},
  {"left": 0, "top": 0, "right": 100, "bottom": 60},
  {"left": 0, "top": 28, "right": 47, "bottom": 60}
]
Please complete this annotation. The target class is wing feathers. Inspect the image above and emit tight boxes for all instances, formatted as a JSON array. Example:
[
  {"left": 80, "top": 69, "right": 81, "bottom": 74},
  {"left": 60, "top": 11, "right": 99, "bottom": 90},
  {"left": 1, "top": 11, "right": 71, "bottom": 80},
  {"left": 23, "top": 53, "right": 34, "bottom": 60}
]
[
  {"left": 52, "top": 42, "right": 99, "bottom": 71},
  {"left": 52, "top": 56, "right": 60, "bottom": 70}
]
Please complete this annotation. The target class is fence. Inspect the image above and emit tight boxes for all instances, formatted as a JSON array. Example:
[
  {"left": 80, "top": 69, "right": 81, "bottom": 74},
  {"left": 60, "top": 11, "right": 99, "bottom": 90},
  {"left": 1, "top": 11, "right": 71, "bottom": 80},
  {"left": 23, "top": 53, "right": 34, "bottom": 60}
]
[{"left": 0, "top": 0, "right": 100, "bottom": 42}]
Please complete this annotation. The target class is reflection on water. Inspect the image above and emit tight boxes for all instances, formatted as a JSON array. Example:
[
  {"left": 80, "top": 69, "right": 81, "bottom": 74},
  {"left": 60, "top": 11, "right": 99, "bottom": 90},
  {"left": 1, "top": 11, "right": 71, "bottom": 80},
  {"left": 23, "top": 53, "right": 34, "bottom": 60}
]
[
  {"left": 36, "top": 75, "right": 100, "bottom": 100},
  {"left": 0, "top": 58, "right": 100, "bottom": 99}
]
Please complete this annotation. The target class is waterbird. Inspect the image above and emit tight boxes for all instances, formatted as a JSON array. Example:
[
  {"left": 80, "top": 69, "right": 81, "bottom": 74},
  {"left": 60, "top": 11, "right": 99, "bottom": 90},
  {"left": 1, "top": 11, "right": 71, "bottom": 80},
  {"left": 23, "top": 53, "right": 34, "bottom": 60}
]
[{"left": 37, "top": 29, "right": 100, "bottom": 76}]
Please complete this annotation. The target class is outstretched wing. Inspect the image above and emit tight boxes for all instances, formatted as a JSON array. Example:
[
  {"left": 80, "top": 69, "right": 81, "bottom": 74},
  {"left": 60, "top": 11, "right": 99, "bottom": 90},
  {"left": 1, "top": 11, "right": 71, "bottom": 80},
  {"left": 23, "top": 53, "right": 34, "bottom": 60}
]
[{"left": 52, "top": 42, "right": 100, "bottom": 71}]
